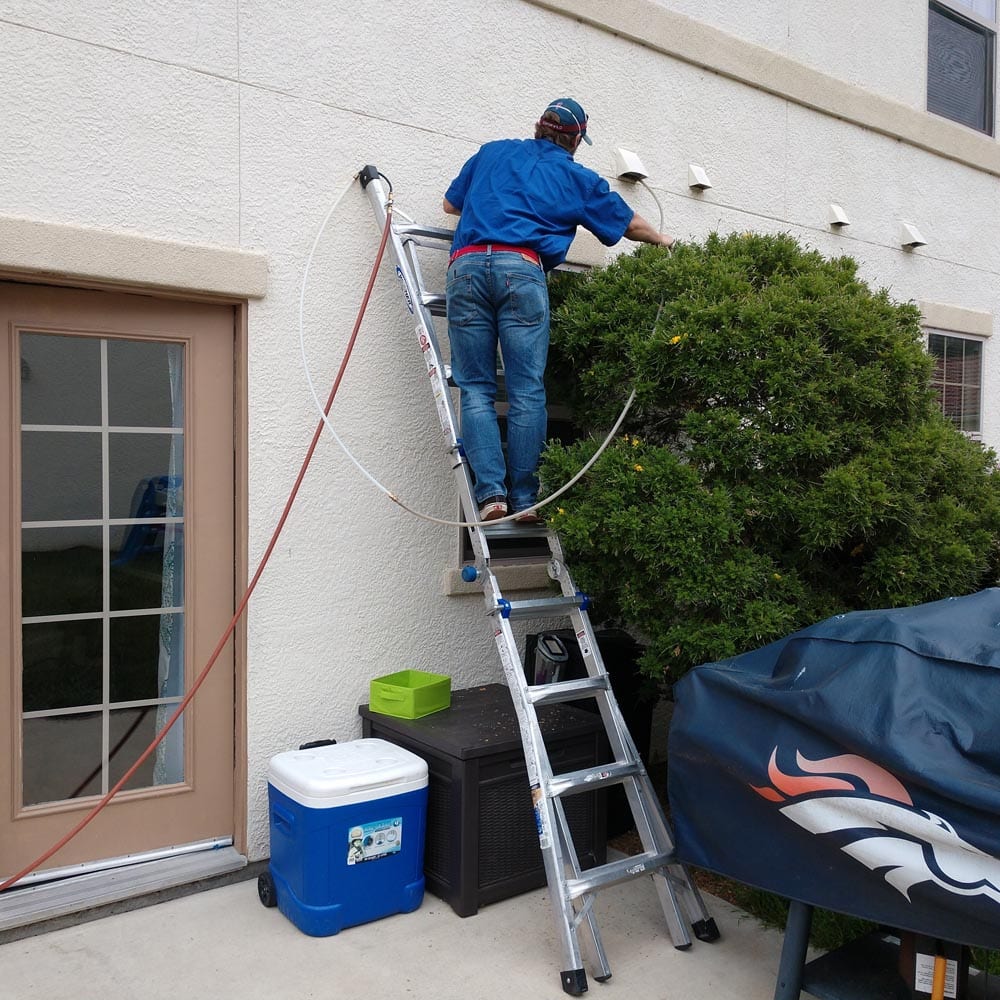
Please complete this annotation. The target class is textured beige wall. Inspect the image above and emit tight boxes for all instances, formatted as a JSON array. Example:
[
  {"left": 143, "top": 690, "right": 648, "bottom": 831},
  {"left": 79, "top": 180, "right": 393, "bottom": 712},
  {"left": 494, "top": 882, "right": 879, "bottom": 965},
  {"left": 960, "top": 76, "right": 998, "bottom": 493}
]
[{"left": 2, "top": 0, "right": 998, "bottom": 860}]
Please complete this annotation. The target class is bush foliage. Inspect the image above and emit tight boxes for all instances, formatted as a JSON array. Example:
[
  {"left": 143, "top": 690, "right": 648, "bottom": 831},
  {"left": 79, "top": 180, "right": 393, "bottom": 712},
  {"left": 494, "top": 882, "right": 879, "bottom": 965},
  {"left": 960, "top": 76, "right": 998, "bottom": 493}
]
[{"left": 540, "top": 232, "right": 1000, "bottom": 685}]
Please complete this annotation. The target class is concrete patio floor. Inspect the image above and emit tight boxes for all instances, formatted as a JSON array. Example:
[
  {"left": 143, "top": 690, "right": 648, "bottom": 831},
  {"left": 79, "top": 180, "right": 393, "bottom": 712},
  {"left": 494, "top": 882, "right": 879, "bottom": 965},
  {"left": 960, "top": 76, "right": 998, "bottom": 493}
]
[{"left": 0, "top": 868, "right": 792, "bottom": 1000}]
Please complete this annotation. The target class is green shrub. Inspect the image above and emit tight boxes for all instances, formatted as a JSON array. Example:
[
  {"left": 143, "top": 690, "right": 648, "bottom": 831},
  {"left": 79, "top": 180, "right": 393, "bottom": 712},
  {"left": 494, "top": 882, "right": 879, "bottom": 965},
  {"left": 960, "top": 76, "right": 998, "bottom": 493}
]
[{"left": 541, "top": 233, "right": 1000, "bottom": 685}]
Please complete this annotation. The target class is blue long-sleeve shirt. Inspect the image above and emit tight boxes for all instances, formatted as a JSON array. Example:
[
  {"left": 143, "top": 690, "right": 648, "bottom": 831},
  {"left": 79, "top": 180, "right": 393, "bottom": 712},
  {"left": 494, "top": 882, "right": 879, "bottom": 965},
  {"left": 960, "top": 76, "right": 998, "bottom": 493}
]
[{"left": 445, "top": 138, "right": 635, "bottom": 272}]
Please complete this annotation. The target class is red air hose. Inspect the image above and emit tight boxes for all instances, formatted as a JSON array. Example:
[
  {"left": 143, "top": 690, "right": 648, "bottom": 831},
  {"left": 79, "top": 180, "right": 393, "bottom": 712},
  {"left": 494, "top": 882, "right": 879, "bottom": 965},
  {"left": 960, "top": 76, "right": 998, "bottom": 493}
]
[{"left": 0, "top": 192, "right": 394, "bottom": 894}]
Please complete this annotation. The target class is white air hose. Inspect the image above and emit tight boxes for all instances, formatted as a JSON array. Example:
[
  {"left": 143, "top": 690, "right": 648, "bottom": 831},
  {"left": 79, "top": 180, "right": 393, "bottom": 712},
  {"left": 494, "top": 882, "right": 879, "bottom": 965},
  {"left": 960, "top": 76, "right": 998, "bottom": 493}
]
[{"left": 298, "top": 173, "right": 638, "bottom": 528}]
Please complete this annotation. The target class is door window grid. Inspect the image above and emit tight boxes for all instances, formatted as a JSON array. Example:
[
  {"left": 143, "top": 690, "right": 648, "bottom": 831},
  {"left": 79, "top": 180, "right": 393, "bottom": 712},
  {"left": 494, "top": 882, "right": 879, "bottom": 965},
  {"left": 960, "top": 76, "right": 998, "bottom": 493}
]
[{"left": 20, "top": 335, "right": 186, "bottom": 804}]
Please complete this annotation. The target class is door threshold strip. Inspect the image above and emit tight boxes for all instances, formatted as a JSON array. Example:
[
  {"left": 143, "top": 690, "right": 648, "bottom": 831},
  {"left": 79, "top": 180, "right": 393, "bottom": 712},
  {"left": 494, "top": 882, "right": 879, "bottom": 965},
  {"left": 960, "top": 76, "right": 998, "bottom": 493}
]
[{"left": 0, "top": 844, "right": 246, "bottom": 931}]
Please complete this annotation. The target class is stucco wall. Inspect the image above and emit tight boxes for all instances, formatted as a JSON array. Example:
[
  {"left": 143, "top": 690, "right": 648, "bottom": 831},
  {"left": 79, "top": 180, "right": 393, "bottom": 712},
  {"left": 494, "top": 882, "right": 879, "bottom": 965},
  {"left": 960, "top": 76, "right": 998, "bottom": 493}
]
[
  {"left": 652, "top": 0, "right": 929, "bottom": 107},
  {"left": 2, "top": 0, "right": 999, "bottom": 861}
]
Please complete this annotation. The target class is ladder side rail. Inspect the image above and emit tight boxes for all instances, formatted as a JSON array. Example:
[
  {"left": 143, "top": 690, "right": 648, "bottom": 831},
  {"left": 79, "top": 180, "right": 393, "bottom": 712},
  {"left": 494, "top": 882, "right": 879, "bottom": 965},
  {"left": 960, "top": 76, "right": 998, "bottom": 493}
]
[
  {"left": 401, "top": 237, "right": 445, "bottom": 319},
  {"left": 485, "top": 580, "right": 587, "bottom": 983},
  {"left": 563, "top": 603, "right": 642, "bottom": 763},
  {"left": 484, "top": 536, "right": 705, "bottom": 972},
  {"left": 551, "top": 552, "right": 695, "bottom": 891},
  {"left": 620, "top": 773, "right": 677, "bottom": 858},
  {"left": 548, "top": 542, "right": 666, "bottom": 829},
  {"left": 484, "top": 564, "right": 620, "bottom": 986},
  {"left": 361, "top": 174, "right": 459, "bottom": 447},
  {"left": 651, "top": 870, "right": 696, "bottom": 948},
  {"left": 553, "top": 796, "right": 612, "bottom": 983},
  {"left": 545, "top": 505, "right": 715, "bottom": 953},
  {"left": 360, "top": 171, "right": 489, "bottom": 558},
  {"left": 547, "top": 538, "right": 642, "bottom": 763},
  {"left": 383, "top": 204, "right": 504, "bottom": 569},
  {"left": 563, "top": 600, "right": 683, "bottom": 866},
  {"left": 665, "top": 861, "right": 715, "bottom": 930}
]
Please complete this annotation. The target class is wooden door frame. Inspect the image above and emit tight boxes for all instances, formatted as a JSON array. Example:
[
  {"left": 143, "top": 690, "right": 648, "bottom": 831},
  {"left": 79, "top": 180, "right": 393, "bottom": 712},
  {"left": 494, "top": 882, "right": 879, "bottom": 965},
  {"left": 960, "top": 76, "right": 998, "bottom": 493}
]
[{"left": 0, "top": 270, "right": 249, "bottom": 860}]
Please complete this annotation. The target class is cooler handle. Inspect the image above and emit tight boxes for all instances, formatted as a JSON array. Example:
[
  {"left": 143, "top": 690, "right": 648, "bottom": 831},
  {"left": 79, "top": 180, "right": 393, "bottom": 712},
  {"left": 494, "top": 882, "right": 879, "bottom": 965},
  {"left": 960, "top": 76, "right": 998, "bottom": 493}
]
[{"left": 272, "top": 803, "right": 295, "bottom": 834}]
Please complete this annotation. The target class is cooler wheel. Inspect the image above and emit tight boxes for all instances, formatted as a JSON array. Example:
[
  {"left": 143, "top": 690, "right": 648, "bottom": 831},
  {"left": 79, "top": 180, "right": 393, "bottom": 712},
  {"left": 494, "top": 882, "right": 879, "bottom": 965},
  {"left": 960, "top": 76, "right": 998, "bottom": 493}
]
[{"left": 257, "top": 870, "right": 278, "bottom": 908}]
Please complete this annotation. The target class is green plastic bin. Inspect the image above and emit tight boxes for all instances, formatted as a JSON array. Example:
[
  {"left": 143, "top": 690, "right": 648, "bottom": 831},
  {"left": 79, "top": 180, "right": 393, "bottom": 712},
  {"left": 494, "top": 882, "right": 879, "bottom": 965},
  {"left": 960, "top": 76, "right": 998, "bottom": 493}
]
[{"left": 369, "top": 670, "right": 451, "bottom": 720}]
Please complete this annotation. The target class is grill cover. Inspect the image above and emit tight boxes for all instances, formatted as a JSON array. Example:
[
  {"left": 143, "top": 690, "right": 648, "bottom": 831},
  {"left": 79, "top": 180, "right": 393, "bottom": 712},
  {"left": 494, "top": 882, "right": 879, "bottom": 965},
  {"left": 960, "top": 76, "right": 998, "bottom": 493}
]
[{"left": 668, "top": 589, "right": 1000, "bottom": 948}]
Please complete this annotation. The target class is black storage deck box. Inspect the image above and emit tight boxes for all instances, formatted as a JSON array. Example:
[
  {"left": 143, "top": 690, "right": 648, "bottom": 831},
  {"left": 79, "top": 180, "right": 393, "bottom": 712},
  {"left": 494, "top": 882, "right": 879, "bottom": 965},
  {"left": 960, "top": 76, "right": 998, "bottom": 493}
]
[{"left": 359, "top": 683, "right": 607, "bottom": 917}]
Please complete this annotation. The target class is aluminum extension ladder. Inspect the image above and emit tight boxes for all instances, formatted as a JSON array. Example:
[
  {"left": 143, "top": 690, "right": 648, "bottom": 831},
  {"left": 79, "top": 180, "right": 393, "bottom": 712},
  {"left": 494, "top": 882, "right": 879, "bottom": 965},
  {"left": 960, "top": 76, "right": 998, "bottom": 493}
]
[{"left": 359, "top": 164, "right": 719, "bottom": 995}]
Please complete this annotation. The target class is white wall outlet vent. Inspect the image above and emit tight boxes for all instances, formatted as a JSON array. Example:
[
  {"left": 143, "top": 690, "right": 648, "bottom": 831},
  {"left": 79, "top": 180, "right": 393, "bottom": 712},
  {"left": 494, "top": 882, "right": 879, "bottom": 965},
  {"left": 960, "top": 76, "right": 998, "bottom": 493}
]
[
  {"left": 613, "top": 148, "right": 649, "bottom": 181},
  {"left": 900, "top": 221, "right": 927, "bottom": 248},
  {"left": 828, "top": 203, "right": 850, "bottom": 227},
  {"left": 688, "top": 163, "right": 713, "bottom": 190}
]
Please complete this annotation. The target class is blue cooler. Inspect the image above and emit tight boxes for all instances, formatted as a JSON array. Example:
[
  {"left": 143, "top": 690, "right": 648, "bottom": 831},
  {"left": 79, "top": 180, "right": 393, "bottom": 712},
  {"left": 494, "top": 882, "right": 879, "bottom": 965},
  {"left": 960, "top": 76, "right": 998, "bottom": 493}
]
[{"left": 266, "top": 738, "right": 428, "bottom": 936}]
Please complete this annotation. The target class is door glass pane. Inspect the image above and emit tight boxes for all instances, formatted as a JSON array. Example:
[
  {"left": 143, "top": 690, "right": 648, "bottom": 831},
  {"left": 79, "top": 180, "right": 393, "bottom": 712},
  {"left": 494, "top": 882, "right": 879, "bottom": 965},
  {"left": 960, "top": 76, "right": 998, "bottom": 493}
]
[
  {"left": 20, "top": 332, "right": 187, "bottom": 805},
  {"left": 108, "top": 339, "right": 184, "bottom": 428},
  {"left": 109, "top": 436, "right": 184, "bottom": 519},
  {"left": 22, "top": 526, "right": 103, "bottom": 617},
  {"left": 22, "top": 619, "right": 103, "bottom": 711},
  {"left": 110, "top": 709, "right": 184, "bottom": 791},
  {"left": 110, "top": 524, "right": 184, "bottom": 611},
  {"left": 21, "top": 431, "right": 102, "bottom": 521},
  {"left": 23, "top": 713, "right": 103, "bottom": 805},
  {"left": 20, "top": 333, "right": 101, "bottom": 426},
  {"left": 110, "top": 612, "right": 184, "bottom": 701}
]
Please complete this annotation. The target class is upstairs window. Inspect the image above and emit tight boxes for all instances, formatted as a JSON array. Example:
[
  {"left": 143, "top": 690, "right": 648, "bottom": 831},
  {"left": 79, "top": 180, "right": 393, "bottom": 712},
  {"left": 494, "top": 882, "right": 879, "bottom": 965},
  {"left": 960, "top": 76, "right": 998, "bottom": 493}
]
[
  {"left": 928, "top": 1, "right": 996, "bottom": 134},
  {"left": 927, "top": 330, "right": 984, "bottom": 435}
]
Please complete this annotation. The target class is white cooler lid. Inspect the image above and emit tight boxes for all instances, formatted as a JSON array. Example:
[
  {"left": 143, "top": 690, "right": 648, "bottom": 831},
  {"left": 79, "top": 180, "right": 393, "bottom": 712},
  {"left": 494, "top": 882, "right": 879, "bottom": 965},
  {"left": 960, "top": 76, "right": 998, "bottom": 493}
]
[{"left": 267, "top": 738, "right": 428, "bottom": 808}]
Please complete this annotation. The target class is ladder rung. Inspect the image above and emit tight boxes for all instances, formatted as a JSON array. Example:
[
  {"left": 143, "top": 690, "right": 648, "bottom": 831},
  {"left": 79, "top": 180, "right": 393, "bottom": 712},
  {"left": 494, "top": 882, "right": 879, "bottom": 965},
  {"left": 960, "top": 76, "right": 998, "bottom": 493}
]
[
  {"left": 480, "top": 520, "right": 548, "bottom": 539},
  {"left": 548, "top": 760, "right": 643, "bottom": 798},
  {"left": 394, "top": 223, "right": 455, "bottom": 246},
  {"left": 526, "top": 675, "right": 610, "bottom": 706},
  {"left": 421, "top": 292, "right": 446, "bottom": 316},
  {"left": 493, "top": 595, "right": 588, "bottom": 620},
  {"left": 565, "top": 851, "right": 675, "bottom": 899}
]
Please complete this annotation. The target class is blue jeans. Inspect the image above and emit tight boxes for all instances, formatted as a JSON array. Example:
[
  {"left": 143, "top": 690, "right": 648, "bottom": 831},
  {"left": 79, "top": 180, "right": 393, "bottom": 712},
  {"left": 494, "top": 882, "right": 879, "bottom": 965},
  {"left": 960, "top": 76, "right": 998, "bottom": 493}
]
[{"left": 446, "top": 249, "right": 550, "bottom": 511}]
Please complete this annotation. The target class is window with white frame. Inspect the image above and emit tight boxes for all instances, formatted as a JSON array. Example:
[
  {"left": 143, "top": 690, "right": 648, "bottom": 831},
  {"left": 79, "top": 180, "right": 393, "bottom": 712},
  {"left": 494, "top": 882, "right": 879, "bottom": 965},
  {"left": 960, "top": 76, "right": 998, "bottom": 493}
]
[
  {"left": 927, "top": 329, "right": 984, "bottom": 435},
  {"left": 928, "top": 1, "right": 997, "bottom": 134}
]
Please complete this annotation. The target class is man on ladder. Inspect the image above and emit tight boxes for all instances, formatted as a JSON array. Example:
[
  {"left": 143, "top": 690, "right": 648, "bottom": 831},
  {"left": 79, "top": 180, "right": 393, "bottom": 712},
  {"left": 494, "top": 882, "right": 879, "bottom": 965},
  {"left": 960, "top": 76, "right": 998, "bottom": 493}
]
[{"left": 443, "top": 97, "right": 677, "bottom": 524}]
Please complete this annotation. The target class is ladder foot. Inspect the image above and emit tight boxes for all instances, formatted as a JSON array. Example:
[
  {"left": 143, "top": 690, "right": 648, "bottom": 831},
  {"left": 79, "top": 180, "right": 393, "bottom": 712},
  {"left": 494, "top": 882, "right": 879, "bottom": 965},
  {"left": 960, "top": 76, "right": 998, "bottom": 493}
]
[
  {"left": 561, "top": 969, "right": 589, "bottom": 995},
  {"left": 674, "top": 942, "right": 693, "bottom": 951},
  {"left": 693, "top": 917, "right": 721, "bottom": 942},
  {"left": 594, "top": 973, "right": 612, "bottom": 983}
]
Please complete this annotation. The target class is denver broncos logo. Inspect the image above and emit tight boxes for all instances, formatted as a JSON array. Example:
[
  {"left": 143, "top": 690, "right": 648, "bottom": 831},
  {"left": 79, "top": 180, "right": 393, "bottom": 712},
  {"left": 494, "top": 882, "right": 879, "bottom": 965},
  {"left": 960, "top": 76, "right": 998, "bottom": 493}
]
[{"left": 751, "top": 748, "right": 1000, "bottom": 908}]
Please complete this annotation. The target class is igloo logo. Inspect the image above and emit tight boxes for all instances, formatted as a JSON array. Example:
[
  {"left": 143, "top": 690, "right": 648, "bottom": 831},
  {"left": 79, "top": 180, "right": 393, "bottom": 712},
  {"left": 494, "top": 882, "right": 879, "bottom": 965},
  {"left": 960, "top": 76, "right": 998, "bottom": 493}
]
[{"left": 750, "top": 748, "right": 1000, "bottom": 907}]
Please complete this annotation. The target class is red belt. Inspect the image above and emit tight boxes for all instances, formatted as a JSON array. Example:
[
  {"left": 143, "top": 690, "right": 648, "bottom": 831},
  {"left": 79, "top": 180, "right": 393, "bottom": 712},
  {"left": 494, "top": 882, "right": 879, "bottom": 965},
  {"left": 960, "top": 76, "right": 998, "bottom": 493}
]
[{"left": 449, "top": 244, "right": 542, "bottom": 267}]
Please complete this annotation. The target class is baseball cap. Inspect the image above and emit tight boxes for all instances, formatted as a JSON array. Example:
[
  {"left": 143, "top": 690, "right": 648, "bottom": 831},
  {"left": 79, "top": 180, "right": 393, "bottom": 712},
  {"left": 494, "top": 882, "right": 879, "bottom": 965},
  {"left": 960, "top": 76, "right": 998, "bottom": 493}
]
[{"left": 540, "top": 97, "right": 593, "bottom": 145}]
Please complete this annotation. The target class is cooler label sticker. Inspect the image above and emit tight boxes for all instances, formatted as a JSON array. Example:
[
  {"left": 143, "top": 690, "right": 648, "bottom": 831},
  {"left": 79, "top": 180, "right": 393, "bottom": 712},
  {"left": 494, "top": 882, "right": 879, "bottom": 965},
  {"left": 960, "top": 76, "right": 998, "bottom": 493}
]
[{"left": 347, "top": 818, "right": 402, "bottom": 865}]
